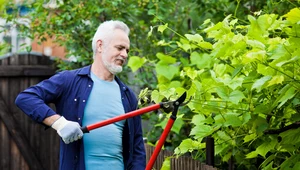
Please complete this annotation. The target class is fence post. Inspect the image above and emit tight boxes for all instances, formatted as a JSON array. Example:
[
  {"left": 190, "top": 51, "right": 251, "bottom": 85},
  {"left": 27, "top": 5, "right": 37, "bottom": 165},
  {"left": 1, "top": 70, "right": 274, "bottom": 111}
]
[
  {"left": 206, "top": 136, "right": 214, "bottom": 166},
  {"left": 228, "top": 156, "right": 234, "bottom": 170}
]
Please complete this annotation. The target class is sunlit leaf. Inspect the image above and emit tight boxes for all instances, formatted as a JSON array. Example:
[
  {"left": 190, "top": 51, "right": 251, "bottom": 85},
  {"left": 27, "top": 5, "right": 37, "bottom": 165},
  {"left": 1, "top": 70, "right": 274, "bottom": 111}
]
[
  {"left": 228, "top": 90, "right": 245, "bottom": 104},
  {"left": 190, "top": 52, "right": 212, "bottom": 69},
  {"left": 284, "top": 8, "right": 300, "bottom": 24},
  {"left": 191, "top": 114, "right": 206, "bottom": 125},
  {"left": 190, "top": 124, "right": 214, "bottom": 139},
  {"left": 247, "top": 40, "right": 266, "bottom": 49},
  {"left": 251, "top": 76, "right": 272, "bottom": 92},
  {"left": 155, "top": 63, "right": 179, "bottom": 80},
  {"left": 185, "top": 33, "right": 203, "bottom": 43},
  {"left": 267, "top": 75, "right": 284, "bottom": 87},
  {"left": 161, "top": 157, "right": 171, "bottom": 170},
  {"left": 151, "top": 90, "right": 164, "bottom": 103},
  {"left": 246, "top": 151, "right": 258, "bottom": 159},
  {"left": 127, "top": 56, "right": 147, "bottom": 72},
  {"left": 158, "top": 23, "right": 168, "bottom": 33},
  {"left": 243, "top": 133, "right": 257, "bottom": 143},
  {"left": 156, "top": 53, "right": 176, "bottom": 64}
]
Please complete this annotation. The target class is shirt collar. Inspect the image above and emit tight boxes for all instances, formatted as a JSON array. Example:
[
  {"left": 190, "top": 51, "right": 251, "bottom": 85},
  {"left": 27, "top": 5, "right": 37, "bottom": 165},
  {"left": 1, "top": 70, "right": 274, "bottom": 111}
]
[
  {"left": 77, "top": 65, "right": 128, "bottom": 91},
  {"left": 77, "top": 65, "right": 91, "bottom": 76}
]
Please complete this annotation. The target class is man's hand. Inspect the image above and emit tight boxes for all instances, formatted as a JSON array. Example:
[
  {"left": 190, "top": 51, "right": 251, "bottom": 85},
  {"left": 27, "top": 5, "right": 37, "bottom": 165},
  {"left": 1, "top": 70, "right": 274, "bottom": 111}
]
[{"left": 51, "top": 116, "right": 83, "bottom": 144}]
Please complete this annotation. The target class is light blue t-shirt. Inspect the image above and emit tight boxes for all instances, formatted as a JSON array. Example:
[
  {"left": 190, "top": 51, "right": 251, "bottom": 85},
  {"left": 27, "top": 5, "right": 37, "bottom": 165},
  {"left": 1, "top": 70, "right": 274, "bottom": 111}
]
[{"left": 82, "top": 72, "right": 125, "bottom": 170}]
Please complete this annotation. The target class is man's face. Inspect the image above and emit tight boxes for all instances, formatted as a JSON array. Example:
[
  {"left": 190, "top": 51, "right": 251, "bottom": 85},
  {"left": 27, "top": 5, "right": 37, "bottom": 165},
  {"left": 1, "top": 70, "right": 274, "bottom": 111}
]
[{"left": 101, "top": 29, "right": 130, "bottom": 74}]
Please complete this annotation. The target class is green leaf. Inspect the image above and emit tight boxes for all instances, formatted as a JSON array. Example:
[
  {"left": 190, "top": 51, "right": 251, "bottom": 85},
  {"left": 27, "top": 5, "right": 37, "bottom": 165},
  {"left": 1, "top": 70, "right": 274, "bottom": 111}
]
[
  {"left": 216, "top": 86, "right": 229, "bottom": 100},
  {"left": 222, "top": 151, "right": 232, "bottom": 162},
  {"left": 262, "top": 161, "right": 276, "bottom": 170},
  {"left": 198, "top": 41, "right": 213, "bottom": 49},
  {"left": 251, "top": 76, "right": 272, "bottom": 92},
  {"left": 243, "top": 133, "right": 257, "bottom": 143},
  {"left": 156, "top": 53, "right": 176, "bottom": 64},
  {"left": 280, "top": 128, "right": 300, "bottom": 145},
  {"left": 127, "top": 56, "right": 147, "bottom": 72},
  {"left": 216, "top": 131, "right": 231, "bottom": 142},
  {"left": 277, "top": 86, "right": 296, "bottom": 108},
  {"left": 242, "top": 50, "right": 266, "bottom": 64},
  {"left": 223, "top": 113, "right": 243, "bottom": 127},
  {"left": 280, "top": 155, "right": 300, "bottom": 170},
  {"left": 161, "top": 157, "right": 171, "bottom": 170},
  {"left": 151, "top": 90, "right": 164, "bottom": 103},
  {"left": 247, "top": 40, "right": 266, "bottom": 49},
  {"left": 212, "top": 72, "right": 244, "bottom": 90},
  {"left": 256, "top": 139, "right": 277, "bottom": 158},
  {"left": 284, "top": 8, "right": 300, "bottom": 24},
  {"left": 190, "top": 52, "right": 212, "bottom": 69},
  {"left": 267, "top": 75, "right": 284, "bottom": 87},
  {"left": 257, "top": 64, "right": 275, "bottom": 76},
  {"left": 228, "top": 90, "right": 245, "bottom": 104},
  {"left": 158, "top": 23, "right": 168, "bottom": 33},
  {"left": 190, "top": 124, "right": 214, "bottom": 139},
  {"left": 159, "top": 85, "right": 176, "bottom": 99},
  {"left": 214, "top": 64, "right": 227, "bottom": 77},
  {"left": 261, "top": 155, "right": 276, "bottom": 170},
  {"left": 246, "top": 151, "right": 258, "bottom": 159},
  {"left": 175, "top": 139, "right": 194, "bottom": 154},
  {"left": 276, "top": 56, "right": 300, "bottom": 67},
  {"left": 184, "top": 67, "right": 199, "bottom": 80},
  {"left": 155, "top": 114, "right": 184, "bottom": 134},
  {"left": 155, "top": 63, "right": 179, "bottom": 80},
  {"left": 171, "top": 115, "right": 184, "bottom": 134},
  {"left": 185, "top": 33, "right": 203, "bottom": 43},
  {"left": 191, "top": 114, "right": 206, "bottom": 125},
  {"left": 174, "top": 139, "right": 205, "bottom": 155}
]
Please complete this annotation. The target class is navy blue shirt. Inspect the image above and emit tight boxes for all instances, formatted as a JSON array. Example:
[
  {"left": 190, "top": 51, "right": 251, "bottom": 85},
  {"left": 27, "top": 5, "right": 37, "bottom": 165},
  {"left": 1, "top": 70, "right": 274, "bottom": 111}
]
[{"left": 15, "top": 65, "right": 146, "bottom": 170}]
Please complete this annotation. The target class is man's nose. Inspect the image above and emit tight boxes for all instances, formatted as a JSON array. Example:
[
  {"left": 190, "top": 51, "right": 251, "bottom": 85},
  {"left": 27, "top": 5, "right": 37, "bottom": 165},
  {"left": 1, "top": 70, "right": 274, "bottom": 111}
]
[{"left": 121, "top": 49, "right": 128, "bottom": 58}]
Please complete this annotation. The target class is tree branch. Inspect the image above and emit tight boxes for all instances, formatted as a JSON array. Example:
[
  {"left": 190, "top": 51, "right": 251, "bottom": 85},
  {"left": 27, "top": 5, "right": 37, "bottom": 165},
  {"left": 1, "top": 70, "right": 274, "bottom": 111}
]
[{"left": 264, "top": 122, "right": 300, "bottom": 134}]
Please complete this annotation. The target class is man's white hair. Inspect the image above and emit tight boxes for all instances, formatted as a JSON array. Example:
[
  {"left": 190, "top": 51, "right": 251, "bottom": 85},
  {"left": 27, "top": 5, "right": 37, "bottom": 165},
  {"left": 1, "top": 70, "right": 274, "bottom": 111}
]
[{"left": 92, "top": 20, "right": 130, "bottom": 58}]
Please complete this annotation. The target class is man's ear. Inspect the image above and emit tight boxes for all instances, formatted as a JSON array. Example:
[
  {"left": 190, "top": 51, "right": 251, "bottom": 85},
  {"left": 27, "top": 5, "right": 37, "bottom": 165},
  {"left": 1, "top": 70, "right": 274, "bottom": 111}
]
[{"left": 96, "top": 40, "right": 103, "bottom": 53}]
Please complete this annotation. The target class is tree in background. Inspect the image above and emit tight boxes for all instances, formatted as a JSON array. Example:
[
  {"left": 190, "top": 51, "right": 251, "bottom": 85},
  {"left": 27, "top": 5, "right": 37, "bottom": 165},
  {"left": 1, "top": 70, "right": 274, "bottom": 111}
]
[{"left": 2, "top": 0, "right": 300, "bottom": 169}]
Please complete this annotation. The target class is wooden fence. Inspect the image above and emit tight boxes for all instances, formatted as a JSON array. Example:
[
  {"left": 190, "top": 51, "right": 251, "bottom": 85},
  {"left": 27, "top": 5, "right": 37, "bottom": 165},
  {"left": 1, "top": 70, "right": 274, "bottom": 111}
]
[
  {"left": 0, "top": 53, "right": 217, "bottom": 170},
  {"left": 0, "top": 53, "right": 58, "bottom": 170},
  {"left": 145, "top": 145, "right": 217, "bottom": 170}
]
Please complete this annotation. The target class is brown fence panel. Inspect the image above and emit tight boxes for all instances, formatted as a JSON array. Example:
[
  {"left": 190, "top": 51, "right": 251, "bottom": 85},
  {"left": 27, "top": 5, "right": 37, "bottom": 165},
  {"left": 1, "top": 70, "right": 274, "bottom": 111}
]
[
  {"left": 0, "top": 53, "right": 59, "bottom": 170},
  {"left": 145, "top": 144, "right": 217, "bottom": 170}
]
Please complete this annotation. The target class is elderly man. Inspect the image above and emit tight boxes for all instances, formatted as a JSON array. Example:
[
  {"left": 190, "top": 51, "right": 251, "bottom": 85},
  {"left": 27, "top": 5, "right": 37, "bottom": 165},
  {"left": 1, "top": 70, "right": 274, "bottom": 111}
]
[{"left": 15, "top": 20, "right": 146, "bottom": 170}]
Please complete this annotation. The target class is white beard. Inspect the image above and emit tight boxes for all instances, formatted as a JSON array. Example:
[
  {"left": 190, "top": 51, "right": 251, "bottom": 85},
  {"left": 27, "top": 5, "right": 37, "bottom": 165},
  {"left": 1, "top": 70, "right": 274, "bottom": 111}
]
[
  {"left": 103, "top": 59, "right": 123, "bottom": 75},
  {"left": 102, "top": 52, "right": 123, "bottom": 75}
]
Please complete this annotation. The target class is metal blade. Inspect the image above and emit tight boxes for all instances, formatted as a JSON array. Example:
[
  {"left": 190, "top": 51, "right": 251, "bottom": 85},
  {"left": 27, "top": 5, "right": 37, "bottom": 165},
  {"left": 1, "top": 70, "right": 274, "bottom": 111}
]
[{"left": 175, "top": 92, "right": 187, "bottom": 105}]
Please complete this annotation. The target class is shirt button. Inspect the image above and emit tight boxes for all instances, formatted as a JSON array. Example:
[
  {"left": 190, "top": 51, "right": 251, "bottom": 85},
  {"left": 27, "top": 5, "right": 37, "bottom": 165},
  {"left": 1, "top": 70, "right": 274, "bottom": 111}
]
[
  {"left": 122, "top": 97, "right": 124, "bottom": 100},
  {"left": 88, "top": 85, "right": 91, "bottom": 87},
  {"left": 123, "top": 87, "right": 126, "bottom": 90},
  {"left": 74, "top": 98, "right": 77, "bottom": 101},
  {"left": 83, "top": 100, "right": 86, "bottom": 102},
  {"left": 78, "top": 118, "right": 81, "bottom": 120}
]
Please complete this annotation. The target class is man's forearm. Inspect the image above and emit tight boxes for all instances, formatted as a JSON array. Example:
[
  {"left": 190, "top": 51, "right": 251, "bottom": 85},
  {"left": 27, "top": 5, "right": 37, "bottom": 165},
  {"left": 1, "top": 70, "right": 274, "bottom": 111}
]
[{"left": 43, "top": 114, "right": 61, "bottom": 126}]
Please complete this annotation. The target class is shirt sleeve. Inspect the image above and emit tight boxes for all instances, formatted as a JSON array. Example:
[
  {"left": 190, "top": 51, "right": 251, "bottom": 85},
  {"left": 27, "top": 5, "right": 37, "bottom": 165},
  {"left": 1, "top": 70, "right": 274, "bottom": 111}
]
[
  {"left": 128, "top": 89, "right": 146, "bottom": 169},
  {"left": 15, "top": 71, "right": 66, "bottom": 123}
]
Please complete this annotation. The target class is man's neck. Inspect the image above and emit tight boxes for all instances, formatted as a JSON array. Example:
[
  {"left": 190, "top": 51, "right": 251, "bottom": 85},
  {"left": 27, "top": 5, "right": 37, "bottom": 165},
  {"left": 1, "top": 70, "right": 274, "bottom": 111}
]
[{"left": 91, "top": 62, "right": 114, "bottom": 82}]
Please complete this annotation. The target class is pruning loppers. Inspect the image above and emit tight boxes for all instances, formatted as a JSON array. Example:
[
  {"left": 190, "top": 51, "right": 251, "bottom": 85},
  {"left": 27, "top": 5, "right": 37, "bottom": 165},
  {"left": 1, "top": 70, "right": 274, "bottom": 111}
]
[{"left": 81, "top": 92, "right": 188, "bottom": 170}]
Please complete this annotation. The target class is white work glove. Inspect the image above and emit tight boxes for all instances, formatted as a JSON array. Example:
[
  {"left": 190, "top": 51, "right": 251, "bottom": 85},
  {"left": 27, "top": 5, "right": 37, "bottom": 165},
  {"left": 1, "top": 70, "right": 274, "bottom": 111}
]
[{"left": 51, "top": 116, "right": 83, "bottom": 144}]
